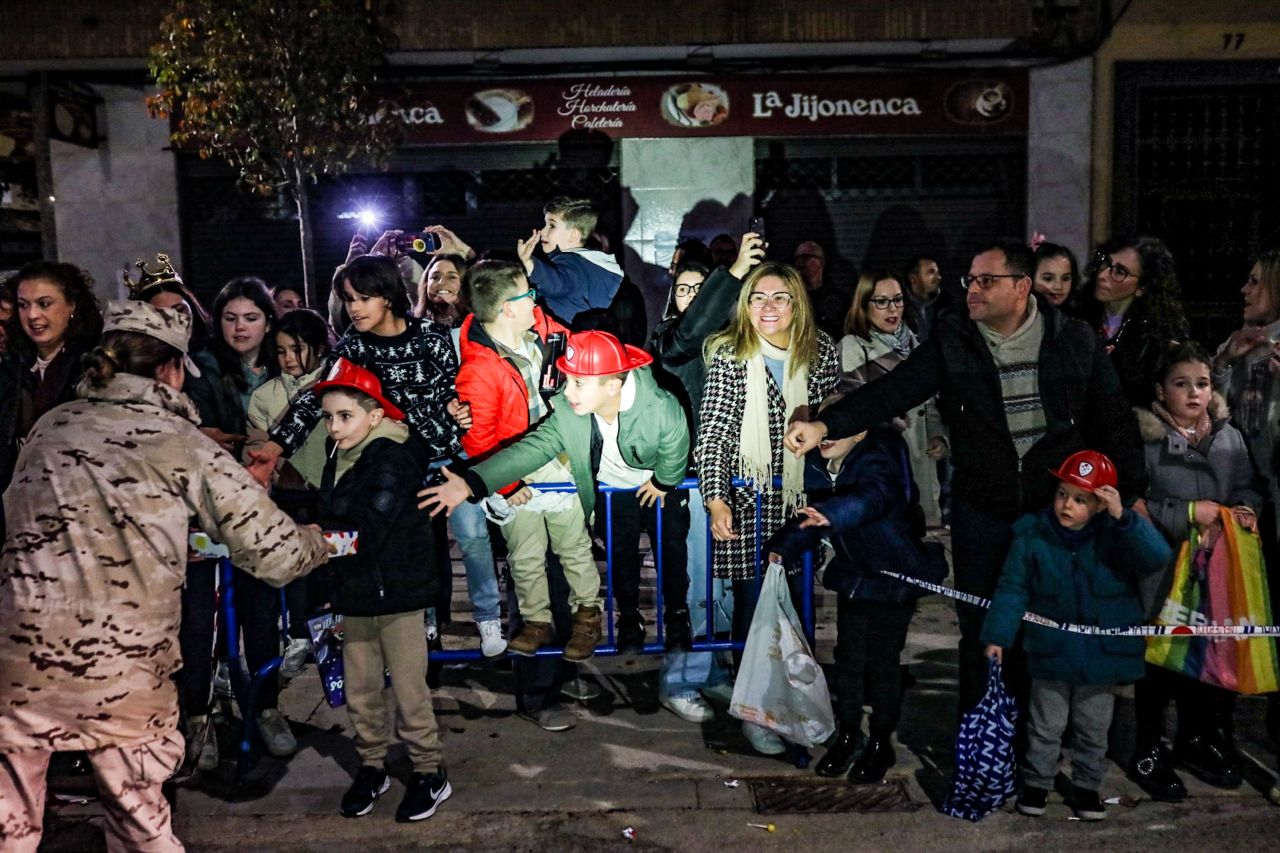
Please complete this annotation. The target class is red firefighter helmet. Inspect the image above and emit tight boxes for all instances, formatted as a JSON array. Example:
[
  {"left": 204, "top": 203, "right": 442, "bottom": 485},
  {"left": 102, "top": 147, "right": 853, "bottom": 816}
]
[
  {"left": 556, "top": 330, "right": 652, "bottom": 377},
  {"left": 312, "top": 357, "right": 406, "bottom": 421},
  {"left": 1050, "top": 450, "right": 1118, "bottom": 492}
]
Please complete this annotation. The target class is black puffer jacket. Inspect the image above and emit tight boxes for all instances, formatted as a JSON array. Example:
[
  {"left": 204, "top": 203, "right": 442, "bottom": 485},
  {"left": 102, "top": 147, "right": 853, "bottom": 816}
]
[
  {"left": 647, "top": 266, "right": 742, "bottom": 446},
  {"left": 818, "top": 293, "right": 1147, "bottom": 516},
  {"left": 318, "top": 430, "right": 436, "bottom": 617}
]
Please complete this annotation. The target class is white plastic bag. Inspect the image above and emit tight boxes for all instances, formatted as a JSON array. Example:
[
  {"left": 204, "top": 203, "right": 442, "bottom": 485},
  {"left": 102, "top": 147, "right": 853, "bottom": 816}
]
[{"left": 729, "top": 561, "right": 836, "bottom": 747}]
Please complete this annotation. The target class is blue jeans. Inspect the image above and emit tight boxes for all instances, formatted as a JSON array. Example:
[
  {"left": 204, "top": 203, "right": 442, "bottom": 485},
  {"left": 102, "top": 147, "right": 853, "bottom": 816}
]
[
  {"left": 450, "top": 498, "right": 501, "bottom": 624},
  {"left": 661, "top": 488, "right": 732, "bottom": 698}
]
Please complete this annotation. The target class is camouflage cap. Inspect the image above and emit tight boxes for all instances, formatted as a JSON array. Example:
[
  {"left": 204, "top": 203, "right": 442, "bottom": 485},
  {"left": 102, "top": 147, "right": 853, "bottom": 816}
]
[{"left": 101, "top": 299, "right": 202, "bottom": 378}]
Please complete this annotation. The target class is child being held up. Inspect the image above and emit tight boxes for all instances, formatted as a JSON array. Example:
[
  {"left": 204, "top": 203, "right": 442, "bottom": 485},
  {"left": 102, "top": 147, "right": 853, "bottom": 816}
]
[
  {"left": 981, "top": 450, "right": 1170, "bottom": 822},
  {"left": 314, "top": 359, "right": 451, "bottom": 823}
]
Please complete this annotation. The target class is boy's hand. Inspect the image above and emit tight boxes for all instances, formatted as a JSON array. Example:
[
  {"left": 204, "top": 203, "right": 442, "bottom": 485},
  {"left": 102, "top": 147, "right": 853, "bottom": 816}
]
[
  {"left": 516, "top": 229, "right": 539, "bottom": 275},
  {"left": 447, "top": 398, "right": 472, "bottom": 431},
  {"left": 784, "top": 421, "right": 828, "bottom": 457},
  {"left": 424, "top": 224, "right": 474, "bottom": 261},
  {"left": 706, "top": 498, "right": 737, "bottom": 541},
  {"left": 507, "top": 485, "right": 533, "bottom": 507},
  {"left": 417, "top": 467, "right": 473, "bottom": 517},
  {"left": 796, "top": 505, "right": 831, "bottom": 528},
  {"left": 1231, "top": 504, "right": 1258, "bottom": 532},
  {"left": 984, "top": 644, "right": 1003, "bottom": 664},
  {"left": 1094, "top": 484, "right": 1123, "bottom": 520},
  {"left": 729, "top": 232, "right": 766, "bottom": 279},
  {"left": 636, "top": 481, "right": 667, "bottom": 508}
]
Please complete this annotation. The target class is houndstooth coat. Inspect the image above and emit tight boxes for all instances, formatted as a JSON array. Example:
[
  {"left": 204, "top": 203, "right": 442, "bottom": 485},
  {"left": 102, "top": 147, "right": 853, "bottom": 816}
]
[{"left": 696, "top": 333, "right": 839, "bottom": 580}]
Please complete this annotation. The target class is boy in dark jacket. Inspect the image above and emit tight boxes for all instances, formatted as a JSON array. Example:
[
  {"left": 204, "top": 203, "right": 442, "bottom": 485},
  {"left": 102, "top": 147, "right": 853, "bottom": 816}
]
[
  {"left": 981, "top": 450, "right": 1171, "bottom": 821},
  {"left": 516, "top": 196, "right": 623, "bottom": 326},
  {"left": 315, "top": 359, "right": 451, "bottom": 823},
  {"left": 766, "top": 407, "right": 944, "bottom": 784}
]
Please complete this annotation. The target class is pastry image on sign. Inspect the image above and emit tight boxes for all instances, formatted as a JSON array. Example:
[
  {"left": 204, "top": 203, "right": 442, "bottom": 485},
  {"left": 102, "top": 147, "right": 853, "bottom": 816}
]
[
  {"left": 944, "top": 80, "right": 1013, "bottom": 125},
  {"left": 662, "top": 82, "right": 730, "bottom": 128},
  {"left": 466, "top": 88, "right": 535, "bottom": 133}
]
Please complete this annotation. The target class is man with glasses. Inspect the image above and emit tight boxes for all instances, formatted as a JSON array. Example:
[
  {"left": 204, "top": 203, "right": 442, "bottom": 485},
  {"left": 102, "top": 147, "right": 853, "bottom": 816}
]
[
  {"left": 794, "top": 240, "right": 851, "bottom": 339},
  {"left": 785, "top": 239, "right": 1145, "bottom": 718}
]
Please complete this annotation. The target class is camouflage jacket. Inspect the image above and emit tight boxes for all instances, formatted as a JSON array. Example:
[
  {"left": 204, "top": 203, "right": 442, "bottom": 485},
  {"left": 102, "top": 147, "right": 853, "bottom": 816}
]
[{"left": 0, "top": 373, "right": 329, "bottom": 751}]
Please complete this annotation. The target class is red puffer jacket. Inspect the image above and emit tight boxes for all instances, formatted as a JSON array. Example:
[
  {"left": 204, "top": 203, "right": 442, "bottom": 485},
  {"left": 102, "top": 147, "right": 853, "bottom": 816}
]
[{"left": 456, "top": 308, "right": 568, "bottom": 493}]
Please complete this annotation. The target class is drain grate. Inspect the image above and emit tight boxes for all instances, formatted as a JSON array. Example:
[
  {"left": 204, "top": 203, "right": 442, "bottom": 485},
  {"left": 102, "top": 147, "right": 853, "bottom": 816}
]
[{"left": 750, "top": 777, "right": 917, "bottom": 815}]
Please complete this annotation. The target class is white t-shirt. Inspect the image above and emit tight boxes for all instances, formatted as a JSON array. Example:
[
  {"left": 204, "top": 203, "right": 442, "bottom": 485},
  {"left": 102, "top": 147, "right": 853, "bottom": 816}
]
[{"left": 594, "top": 372, "right": 653, "bottom": 489}]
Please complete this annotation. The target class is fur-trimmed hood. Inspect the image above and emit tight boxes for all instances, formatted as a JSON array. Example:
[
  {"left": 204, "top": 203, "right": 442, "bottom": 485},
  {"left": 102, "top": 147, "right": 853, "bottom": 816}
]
[{"left": 1135, "top": 392, "right": 1230, "bottom": 442}]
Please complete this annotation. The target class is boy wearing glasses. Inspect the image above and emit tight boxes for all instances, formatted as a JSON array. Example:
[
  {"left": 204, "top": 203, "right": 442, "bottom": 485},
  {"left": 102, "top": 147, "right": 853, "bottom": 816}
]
[
  {"left": 786, "top": 239, "right": 1145, "bottom": 718},
  {"left": 452, "top": 261, "right": 602, "bottom": 660}
]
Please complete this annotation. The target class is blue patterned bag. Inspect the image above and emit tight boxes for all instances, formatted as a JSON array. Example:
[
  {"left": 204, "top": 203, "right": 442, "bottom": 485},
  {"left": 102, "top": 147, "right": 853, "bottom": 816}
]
[{"left": 942, "top": 656, "right": 1017, "bottom": 821}]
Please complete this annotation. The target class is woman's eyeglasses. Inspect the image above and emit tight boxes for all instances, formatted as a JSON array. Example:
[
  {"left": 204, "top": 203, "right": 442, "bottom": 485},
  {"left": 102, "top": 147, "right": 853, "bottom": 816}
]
[
  {"left": 1094, "top": 253, "right": 1139, "bottom": 283},
  {"left": 674, "top": 283, "right": 701, "bottom": 298},
  {"left": 748, "top": 291, "right": 794, "bottom": 308},
  {"left": 868, "top": 295, "right": 906, "bottom": 309}
]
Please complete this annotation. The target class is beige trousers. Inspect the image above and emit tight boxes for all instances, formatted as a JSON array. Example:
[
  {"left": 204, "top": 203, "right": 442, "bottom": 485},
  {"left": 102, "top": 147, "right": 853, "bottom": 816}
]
[
  {"left": 500, "top": 504, "right": 601, "bottom": 624},
  {"left": 343, "top": 609, "right": 441, "bottom": 773},
  {"left": 0, "top": 730, "right": 184, "bottom": 853}
]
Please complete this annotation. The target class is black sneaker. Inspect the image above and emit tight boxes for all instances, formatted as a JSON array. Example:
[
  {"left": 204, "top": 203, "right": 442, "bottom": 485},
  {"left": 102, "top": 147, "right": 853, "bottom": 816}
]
[
  {"left": 1016, "top": 785, "right": 1049, "bottom": 816},
  {"left": 1072, "top": 786, "right": 1106, "bottom": 821},
  {"left": 616, "top": 611, "right": 645, "bottom": 653},
  {"left": 340, "top": 766, "right": 390, "bottom": 818},
  {"left": 396, "top": 769, "right": 452, "bottom": 822}
]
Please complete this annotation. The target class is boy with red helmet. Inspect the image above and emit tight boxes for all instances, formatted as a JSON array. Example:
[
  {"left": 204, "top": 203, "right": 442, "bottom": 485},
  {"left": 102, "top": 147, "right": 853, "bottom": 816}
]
[
  {"left": 419, "top": 329, "right": 692, "bottom": 654},
  {"left": 981, "top": 449, "right": 1170, "bottom": 821}
]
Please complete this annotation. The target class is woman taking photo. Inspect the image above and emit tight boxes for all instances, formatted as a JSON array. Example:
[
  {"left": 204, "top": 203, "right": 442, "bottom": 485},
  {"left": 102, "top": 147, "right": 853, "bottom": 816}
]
[
  {"left": 0, "top": 300, "right": 328, "bottom": 851},
  {"left": 838, "top": 269, "right": 946, "bottom": 527},
  {"left": 696, "top": 261, "right": 839, "bottom": 755},
  {"left": 1080, "top": 235, "right": 1188, "bottom": 407}
]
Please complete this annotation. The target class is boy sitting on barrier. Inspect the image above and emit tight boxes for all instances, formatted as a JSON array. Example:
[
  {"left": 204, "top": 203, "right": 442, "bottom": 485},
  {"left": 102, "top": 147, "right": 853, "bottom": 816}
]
[
  {"left": 454, "top": 260, "right": 602, "bottom": 660},
  {"left": 419, "top": 330, "right": 693, "bottom": 654},
  {"left": 314, "top": 359, "right": 451, "bottom": 823},
  {"left": 982, "top": 450, "right": 1170, "bottom": 822}
]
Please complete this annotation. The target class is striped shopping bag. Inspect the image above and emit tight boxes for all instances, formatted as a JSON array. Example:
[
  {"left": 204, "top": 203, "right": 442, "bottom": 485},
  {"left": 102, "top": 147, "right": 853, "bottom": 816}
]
[{"left": 1146, "top": 506, "right": 1280, "bottom": 694}]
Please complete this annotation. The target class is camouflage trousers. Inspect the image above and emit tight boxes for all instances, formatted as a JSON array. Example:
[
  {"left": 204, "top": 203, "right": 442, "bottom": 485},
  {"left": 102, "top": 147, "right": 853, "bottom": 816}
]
[{"left": 0, "top": 730, "right": 184, "bottom": 853}]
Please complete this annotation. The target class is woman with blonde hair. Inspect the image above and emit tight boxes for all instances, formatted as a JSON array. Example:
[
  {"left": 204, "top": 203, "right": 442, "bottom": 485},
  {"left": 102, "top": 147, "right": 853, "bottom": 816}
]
[
  {"left": 839, "top": 269, "right": 947, "bottom": 526},
  {"left": 696, "top": 260, "right": 839, "bottom": 755}
]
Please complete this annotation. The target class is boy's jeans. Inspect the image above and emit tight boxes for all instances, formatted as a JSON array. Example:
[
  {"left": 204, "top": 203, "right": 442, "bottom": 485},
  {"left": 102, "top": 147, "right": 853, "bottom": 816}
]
[
  {"left": 1024, "top": 680, "right": 1115, "bottom": 792},
  {"left": 450, "top": 499, "right": 501, "bottom": 624}
]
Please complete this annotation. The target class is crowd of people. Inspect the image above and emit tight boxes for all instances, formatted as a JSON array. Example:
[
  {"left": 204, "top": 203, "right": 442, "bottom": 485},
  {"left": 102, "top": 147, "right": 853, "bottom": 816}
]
[{"left": 1, "top": 189, "right": 1279, "bottom": 848}]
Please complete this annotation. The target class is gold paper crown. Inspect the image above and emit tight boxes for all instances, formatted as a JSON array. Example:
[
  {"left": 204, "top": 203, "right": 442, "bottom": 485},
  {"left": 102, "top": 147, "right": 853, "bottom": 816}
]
[{"left": 124, "top": 252, "right": 183, "bottom": 298}]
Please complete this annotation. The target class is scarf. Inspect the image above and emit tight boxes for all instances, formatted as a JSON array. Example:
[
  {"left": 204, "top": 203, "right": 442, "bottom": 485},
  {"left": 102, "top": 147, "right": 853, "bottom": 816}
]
[
  {"left": 1151, "top": 399, "right": 1212, "bottom": 446},
  {"left": 870, "top": 321, "right": 916, "bottom": 360},
  {"left": 740, "top": 334, "right": 808, "bottom": 512}
]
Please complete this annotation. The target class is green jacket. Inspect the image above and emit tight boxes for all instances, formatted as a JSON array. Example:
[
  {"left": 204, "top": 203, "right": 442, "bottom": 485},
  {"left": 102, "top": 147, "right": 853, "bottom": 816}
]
[{"left": 461, "top": 366, "right": 689, "bottom": 520}]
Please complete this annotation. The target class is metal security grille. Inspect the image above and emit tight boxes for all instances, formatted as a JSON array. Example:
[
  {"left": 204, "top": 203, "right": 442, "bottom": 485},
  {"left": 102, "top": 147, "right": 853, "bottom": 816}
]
[
  {"left": 755, "top": 138, "right": 1026, "bottom": 292},
  {"left": 178, "top": 154, "right": 619, "bottom": 304},
  {"left": 1114, "top": 61, "right": 1280, "bottom": 346},
  {"left": 750, "top": 777, "right": 918, "bottom": 815}
]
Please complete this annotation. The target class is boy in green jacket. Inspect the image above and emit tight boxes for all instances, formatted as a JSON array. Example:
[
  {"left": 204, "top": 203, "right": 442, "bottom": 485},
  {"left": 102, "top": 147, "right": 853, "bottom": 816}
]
[{"left": 419, "top": 330, "right": 692, "bottom": 653}]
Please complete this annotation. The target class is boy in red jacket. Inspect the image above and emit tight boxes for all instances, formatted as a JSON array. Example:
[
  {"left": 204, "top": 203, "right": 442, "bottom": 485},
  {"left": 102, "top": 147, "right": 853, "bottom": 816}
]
[{"left": 455, "top": 260, "right": 602, "bottom": 660}]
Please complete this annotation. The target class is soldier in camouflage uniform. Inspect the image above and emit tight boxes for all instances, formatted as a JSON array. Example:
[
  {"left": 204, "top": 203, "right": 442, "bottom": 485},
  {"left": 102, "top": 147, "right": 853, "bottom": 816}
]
[{"left": 0, "top": 300, "right": 329, "bottom": 853}]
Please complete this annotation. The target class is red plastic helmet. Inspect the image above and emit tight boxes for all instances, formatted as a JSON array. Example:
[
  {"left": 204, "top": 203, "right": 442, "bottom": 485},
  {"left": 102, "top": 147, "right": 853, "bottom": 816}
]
[
  {"left": 556, "top": 330, "right": 653, "bottom": 377},
  {"left": 1050, "top": 450, "right": 1118, "bottom": 493},
  {"left": 312, "top": 357, "right": 407, "bottom": 421}
]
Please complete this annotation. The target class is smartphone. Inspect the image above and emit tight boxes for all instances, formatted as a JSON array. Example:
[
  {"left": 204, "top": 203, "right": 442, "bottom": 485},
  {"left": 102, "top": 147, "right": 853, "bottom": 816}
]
[
  {"left": 748, "top": 216, "right": 766, "bottom": 242},
  {"left": 393, "top": 232, "right": 441, "bottom": 253}
]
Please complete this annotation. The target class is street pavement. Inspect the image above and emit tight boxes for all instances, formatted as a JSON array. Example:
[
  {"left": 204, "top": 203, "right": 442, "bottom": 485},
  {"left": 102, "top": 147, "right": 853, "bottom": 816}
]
[{"left": 40, "top": 534, "right": 1280, "bottom": 851}]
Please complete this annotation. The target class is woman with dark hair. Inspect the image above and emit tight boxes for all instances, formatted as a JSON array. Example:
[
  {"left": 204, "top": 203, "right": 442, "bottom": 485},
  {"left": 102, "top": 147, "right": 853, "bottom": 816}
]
[
  {"left": 838, "top": 269, "right": 947, "bottom": 527},
  {"left": 0, "top": 261, "right": 104, "bottom": 503},
  {"left": 1080, "top": 235, "right": 1189, "bottom": 407},
  {"left": 1032, "top": 241, "right": 1081, "bottom": 315},
  {"left": 416, "top": 253, "right": 471, "bottom": 329},
  {"left": 0, "top": 299, "right": 327, "bottom": 851}
]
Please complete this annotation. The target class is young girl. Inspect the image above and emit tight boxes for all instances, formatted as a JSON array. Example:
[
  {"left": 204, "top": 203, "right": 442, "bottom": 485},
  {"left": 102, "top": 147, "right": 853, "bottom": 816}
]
[
  {"left": 696, "top": 261, "right": 839, "bottom": 755},
  {"left": 1032, "top": 241, "right": 1080, "bottom": 314},
  {"left": 1128, "top": 341, "right": 1264, "bottom": 800}
]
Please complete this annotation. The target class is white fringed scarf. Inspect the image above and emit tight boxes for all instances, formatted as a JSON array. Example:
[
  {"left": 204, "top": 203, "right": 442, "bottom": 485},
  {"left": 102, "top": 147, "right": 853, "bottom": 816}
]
[{"left": 739, "top": 335, "right": 808, "bottom": 512}]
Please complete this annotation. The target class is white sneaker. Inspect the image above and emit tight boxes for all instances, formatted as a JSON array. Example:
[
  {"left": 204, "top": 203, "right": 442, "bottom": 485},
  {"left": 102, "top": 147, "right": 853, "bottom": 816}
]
[
  {"left": 561, "top": 676, "right": 602, "bottom": 702},
  {"left": 661, "top": 693, "right": 714, "bottom": 723},
  {"left": 257, "top": 708, "right": 298, "bottom": 757},
  {"left": 478, "top": 620, "right": 507, "bottom": 658},
  {"left": 742, "top": 721, "right": 786, "bottom": 755},
  {"left": 280, "top": 638, "right": 311, "bottom": 679}
]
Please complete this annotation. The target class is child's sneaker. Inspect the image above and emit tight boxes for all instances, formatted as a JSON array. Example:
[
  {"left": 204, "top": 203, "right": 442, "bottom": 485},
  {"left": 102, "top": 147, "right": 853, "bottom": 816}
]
[
  {"left": 396, "top": 769, "right": 452, "bottom": 822},
  {"left": 1071, "top": 786, "right": 1106, "bottom": 821},
  {"left": 340, "top": 766, "right": 390, "bottom": 817},
  {"left": 478, "top": 620, "right": 507, "bottom": 658},
  {"left": 280, "top": 638, "right": 311, "bottom": 678},
  {"left": 1015, "top": 785, "right": 1049, "bottom": 816}
]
